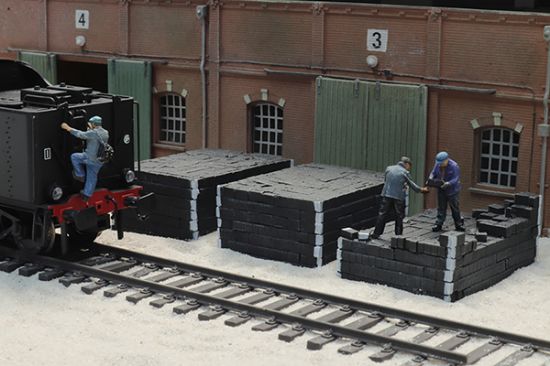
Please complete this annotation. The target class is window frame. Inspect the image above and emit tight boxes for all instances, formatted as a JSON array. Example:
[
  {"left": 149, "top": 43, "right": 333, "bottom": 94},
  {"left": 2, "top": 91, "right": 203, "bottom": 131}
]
[
  {"left": 475, "top": 126, "right": 519, "bottom": 190},
  {"left": 248, "top": 102, "right": 284, "bottom": 156},
  {"left": 156, "top": 92, "right": 187, "bottom": 147}
]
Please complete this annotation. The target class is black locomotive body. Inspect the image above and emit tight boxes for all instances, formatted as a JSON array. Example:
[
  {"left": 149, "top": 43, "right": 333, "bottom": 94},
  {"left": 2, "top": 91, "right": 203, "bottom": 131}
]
[{"left": 0, "top": 60, "right": 151, "bottom": 253}]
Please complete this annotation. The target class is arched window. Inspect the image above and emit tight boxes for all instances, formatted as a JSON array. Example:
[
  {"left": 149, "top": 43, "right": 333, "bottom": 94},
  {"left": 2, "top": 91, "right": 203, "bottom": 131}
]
[
  {"left": 251, "top": 103, "right": 283, "bottom": 156},
  {"left": 479, "top": 127, "right": 519, "bottom": 187},
  {"left": 159, "top": 93, "right": 186, "bottom": 145}
]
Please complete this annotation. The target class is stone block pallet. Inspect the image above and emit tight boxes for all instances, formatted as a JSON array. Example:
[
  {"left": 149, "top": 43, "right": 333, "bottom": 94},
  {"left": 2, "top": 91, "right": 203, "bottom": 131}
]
[
  {"left": 337, "top": 193, "right": 539, "bottom": 301},
  {"left": 217, "top": 164, "right": 384, "bottom": 267},
  {"left": 121, "top": 149, "right": 292, "bottom": 240}
]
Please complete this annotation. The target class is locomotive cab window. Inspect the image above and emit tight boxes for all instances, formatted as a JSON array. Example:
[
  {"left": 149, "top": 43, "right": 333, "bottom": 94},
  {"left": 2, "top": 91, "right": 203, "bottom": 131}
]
[
  {"left": 251, "top": 103, "right": 283, "bottom": 156},
  {"left": 479, "top": 127, "right": 519, "bottom": 188},
  {"left": 159, "top": 93, "right": 186, "bottom": 145}
]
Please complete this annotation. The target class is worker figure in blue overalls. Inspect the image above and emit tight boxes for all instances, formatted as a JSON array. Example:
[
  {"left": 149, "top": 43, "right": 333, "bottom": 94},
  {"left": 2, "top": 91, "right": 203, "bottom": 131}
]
[
  {"left": 61, "top": 116, "right": 109, "bottom": 201},
  {"left": 428, "top": 151, "right": 465, "bottom": 232}
]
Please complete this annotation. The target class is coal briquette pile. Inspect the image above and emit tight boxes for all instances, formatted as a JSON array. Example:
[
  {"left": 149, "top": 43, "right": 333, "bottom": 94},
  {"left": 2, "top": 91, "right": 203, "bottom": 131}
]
[
  {"left": 122, "top": 149, "right": 292, "bottom": 240},
  {"left": 217, "top": 164, "right": 384, "bottom": 267}
]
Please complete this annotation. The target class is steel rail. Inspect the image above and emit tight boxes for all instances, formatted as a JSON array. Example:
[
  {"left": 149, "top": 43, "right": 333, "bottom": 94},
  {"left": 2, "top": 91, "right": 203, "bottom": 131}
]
[
  {"left": 90, "top": 243, "right": 550, "bottom": 352},
  {"left": 0, "top": 245, "right": 467, "bottom": 364}
]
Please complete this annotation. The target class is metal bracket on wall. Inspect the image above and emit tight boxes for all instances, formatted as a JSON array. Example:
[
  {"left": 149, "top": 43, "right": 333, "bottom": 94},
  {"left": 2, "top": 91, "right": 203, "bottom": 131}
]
[
  {"left": 353, "top": 79, "right": 360, "bottom": 97},
  {"left": 144, "top": 62, "right": 150, "bottom": 78},
  {"left": 539, "top": 123, "right": 550, "bottom": 137},
  {"left": 316, "top": 78, "right": 322, "bottom": 95}
]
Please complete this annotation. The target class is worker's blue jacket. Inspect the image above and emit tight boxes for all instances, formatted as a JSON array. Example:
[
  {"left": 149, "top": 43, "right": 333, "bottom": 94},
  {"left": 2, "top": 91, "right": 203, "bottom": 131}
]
[
  {"left": 70, "top": 127, "right": 109, "bottom": 163},
  {"left": 429, "top": 158, "right": 461, "bottom": 197},
  {"left": 381, "top": 162, "right": 422, "bottom": 202}
]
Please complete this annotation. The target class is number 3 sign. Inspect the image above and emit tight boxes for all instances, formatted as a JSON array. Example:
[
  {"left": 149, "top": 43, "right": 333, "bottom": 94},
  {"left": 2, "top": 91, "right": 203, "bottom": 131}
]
[{"left": 367, "top": 29, "right": 388, "bottom": 52}]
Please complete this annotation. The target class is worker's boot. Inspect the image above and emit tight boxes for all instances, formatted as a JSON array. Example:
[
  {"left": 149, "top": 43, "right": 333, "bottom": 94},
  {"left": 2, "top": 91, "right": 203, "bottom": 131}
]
[
  {"left": 432, "top": 224, "right": 442, "bottom": 232},
  {"left": 455, "top": 223, "right": 465, "bottom": 232},
  {"left": 80, "top": 190, "right": 90, "bottom": 202}
]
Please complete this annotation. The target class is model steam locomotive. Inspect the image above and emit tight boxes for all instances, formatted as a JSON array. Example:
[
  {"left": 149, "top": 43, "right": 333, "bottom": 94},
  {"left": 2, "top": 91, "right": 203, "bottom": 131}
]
[{"left": 0, "top": 60, "right": 152, "bottom": 253}]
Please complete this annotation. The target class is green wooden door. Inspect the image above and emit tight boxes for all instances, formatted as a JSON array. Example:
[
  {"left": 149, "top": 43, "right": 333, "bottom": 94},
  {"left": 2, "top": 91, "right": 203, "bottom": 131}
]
[
  {"left": 314, "top": 77, "right": 428, "bottom": 214},
  {"left": 18, "top": 51, "right": 57, "bottom": 84},
  {"left": 108, "top": 59, "right": 152, "bottom": 160},
  {"left": 314, "top": 78, "right": 369, "bottom": 169},
  {"left": 365, "top": 82, "right": 427, "bottom": 214}
]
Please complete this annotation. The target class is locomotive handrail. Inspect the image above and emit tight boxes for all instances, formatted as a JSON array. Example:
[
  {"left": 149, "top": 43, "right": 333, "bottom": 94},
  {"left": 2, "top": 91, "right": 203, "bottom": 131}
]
[{"left": 134, "top": 101, "right": 141, "bottom": 172}]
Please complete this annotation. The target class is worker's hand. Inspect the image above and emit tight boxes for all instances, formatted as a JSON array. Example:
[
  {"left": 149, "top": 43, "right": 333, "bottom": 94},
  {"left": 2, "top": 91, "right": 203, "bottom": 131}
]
[
  {"left": 441, "top": 181, "right": 451, "bottom": 190},
  {"left": 61, "top": 122, "right": 70, "bottom": 131},
  {"left": 421, "top": 187, "right": 429, "bottom": 193}
]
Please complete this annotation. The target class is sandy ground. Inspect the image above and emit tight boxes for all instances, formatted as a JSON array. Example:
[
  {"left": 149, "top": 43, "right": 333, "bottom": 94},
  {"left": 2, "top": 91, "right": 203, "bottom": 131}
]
[{"left": 0, "top": 232, "right": 549, "bottom": 366}]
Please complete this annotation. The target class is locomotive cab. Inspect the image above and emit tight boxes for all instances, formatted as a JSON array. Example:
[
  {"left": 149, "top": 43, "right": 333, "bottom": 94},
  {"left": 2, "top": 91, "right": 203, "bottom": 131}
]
[{"left": 0, "top": 60, "right": 152, "bottom": 253}]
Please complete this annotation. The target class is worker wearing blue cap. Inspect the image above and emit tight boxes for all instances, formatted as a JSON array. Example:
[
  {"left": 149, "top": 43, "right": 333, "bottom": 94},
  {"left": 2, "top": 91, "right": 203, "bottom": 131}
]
[
  {"left": 61, "top": 116, "right": 109, "bottom": 201},
  {"left": 428, "top": 151, "right": 464, "bottom": 232}
]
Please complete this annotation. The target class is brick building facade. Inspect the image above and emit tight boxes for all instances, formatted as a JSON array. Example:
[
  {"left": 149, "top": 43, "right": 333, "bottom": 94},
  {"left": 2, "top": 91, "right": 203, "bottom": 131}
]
[{"left": 2, "top": 0, "right": 550, "bottom": 230}]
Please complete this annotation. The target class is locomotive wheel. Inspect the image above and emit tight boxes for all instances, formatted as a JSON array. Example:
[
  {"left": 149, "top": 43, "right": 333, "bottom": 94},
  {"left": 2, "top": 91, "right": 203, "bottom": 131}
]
[
  {"left": 13, "top": 215, "right": 56, "bottom": 253},
  {"left": 67, "top": 225, "right": 99, "bottom": 248}
]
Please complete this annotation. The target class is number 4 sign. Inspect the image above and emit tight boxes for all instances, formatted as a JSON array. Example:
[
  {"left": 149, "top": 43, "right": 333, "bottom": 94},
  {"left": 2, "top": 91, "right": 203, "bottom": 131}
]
[
  {"left": 367, "top": 29, "right": 388, "bottom": 52},
  {"left": 76, "top": 10, "right": 89, "bottom": 29}
]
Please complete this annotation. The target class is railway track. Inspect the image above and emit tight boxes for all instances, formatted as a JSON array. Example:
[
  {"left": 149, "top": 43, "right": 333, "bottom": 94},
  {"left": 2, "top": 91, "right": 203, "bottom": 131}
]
[{"left": 0, "top": 242, "right": 548, "bottom": 366}]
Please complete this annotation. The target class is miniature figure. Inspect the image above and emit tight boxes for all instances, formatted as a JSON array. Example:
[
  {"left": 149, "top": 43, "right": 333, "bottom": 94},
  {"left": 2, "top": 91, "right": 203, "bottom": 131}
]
[
  {"left": 371, "top": 157, "right": 428, "bottom": 239},
  {"left": 427, "top": 151, "right": 464, "bottom": 232},
  {"left": 61, "top": 115, "right": 109, "bottom": 201}
]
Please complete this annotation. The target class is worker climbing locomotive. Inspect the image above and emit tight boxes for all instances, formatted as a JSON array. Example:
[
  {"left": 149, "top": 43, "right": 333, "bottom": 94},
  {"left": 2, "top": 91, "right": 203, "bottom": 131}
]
[{"left": 0, "top": 60, "right": 152, "bottom": 253}]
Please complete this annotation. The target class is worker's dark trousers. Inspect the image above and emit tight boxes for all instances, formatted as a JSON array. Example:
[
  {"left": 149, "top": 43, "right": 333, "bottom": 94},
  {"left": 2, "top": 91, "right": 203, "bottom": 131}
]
[
  {"left": 436, "top": 190, "right": 462, "bottom": 226},
  {"left": 372, "top": 197, "right": 406, "bottom": 237}
]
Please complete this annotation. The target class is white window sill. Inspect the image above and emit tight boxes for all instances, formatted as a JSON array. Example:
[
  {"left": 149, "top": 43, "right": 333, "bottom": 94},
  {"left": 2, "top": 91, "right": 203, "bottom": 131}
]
[
  {"left": 468, "top": 186, "right": 515, "bottom": 198},
  {"left": 153, "top": 143, "right": 186, "bottom": 152}
]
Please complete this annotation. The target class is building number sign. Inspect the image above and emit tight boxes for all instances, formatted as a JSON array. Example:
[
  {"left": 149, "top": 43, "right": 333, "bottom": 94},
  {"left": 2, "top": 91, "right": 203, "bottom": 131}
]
[
  {"left": 367, "top": 29, "right": 388, "bottom": 52},
  {"left": 75, "top": 10, "right": 89, "bottom": 29}
]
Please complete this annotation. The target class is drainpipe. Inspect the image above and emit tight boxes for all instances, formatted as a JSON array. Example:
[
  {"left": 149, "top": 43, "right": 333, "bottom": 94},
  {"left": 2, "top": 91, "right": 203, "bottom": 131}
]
[
  {"left": 539, "top": 26, "right": 550, "bottom": 236},
  {"left": 196, "top": 5, "right": 208, "bottom": 149}
]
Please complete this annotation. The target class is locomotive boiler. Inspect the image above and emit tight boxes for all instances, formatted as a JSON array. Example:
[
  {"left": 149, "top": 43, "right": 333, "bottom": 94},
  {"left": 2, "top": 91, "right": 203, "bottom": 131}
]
[{"left": 0, "top": 60, "right": 152, "bottom": 253}]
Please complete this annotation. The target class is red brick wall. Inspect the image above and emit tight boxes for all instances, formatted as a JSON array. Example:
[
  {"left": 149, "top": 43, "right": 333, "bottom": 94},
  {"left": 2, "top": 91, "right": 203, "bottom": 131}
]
[
  {"left": 220, "top": 5, "right": 313, "bottom": 66},
  {"left": 428, "top": 92, "right": 537, "bottom": 211},
  {"left": 47, "top": 1, "right": 119, "bottom": 54},
  {"left": 129, "top": 3, "right": 201, "bottom": 59},
  {"left": 440, "top": 13, "right": 547, "bottom": 92},
  {"left": 217, "top": 73, "right": 314, "bottom": 163},
  {"left": 0, "top": 0, "right": 44, "bottom": 51},
  {"left": 2, "top": 0, "right": 550, "bottom": 228},
  {"left": 151, "top": 64, "right": 203, "bottom": 156},
  {"left": 324, "top": 11, "right": 428, "bottom": 74}
]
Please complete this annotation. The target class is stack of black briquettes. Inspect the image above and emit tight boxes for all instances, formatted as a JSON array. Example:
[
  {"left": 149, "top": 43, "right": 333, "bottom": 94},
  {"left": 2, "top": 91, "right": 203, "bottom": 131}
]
[
  {"left": 337, "top": 193, "right": 539, "bottom": 301},
  {"left": 122, "top": 149, "right": 292, "bottom": 240},
  {"left": 217, "top": 164, "right": 384, "bottom": 267}
]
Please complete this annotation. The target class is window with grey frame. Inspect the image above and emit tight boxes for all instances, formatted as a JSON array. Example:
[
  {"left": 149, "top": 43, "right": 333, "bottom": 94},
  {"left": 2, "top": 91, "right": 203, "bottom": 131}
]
[
  {"left": 479, "top": 127, "right": 519, "bottom": 187},
  {"left": 159, "top": 94, "right": 186, "bottom": 145},
  {"left": 252, "top": 103, "right": 283, "bottom": 156}
]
